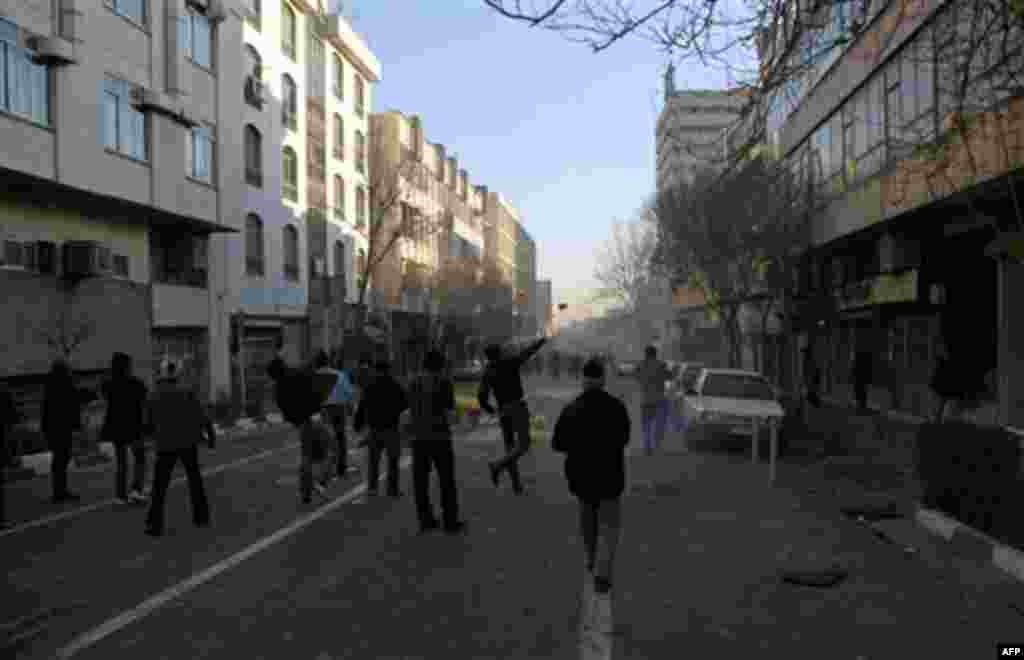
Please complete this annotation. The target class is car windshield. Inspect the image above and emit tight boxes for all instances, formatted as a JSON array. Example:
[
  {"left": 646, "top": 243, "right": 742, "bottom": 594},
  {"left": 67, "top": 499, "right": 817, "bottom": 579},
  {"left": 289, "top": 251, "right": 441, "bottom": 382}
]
[{"left": 700, "top": 374, "right": 774, "bottom": 400}]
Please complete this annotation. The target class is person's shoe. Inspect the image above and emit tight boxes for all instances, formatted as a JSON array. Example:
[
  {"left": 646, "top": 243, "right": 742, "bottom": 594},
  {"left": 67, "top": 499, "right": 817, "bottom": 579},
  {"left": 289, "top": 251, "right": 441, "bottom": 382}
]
[
  {"left": 53, "top": 493, "right": 81, "bottom": 503},
  {"left": 301, "top": 495, "right": 312, "bottom": 505},
  {"left": 314, "top": 483, "right": 328, "bottom": 498},
  {"left": 129, "top": 490, "right": 148, "bottom": 503},
  {"left": 443, "top": 521, "right": 467, "bottom": 535},
  {"left": 144, "top": 526, "right": 163, "bottom": 537},
  {"left": 488, "top": 462, "right": 500, "bottom": 488},
  {"left": 513, "top": 487, "right": 525, "bottom": 496},
  {"left": 594, "top": 576, "right": 612, "bottom": 594},
  {"left": 115, "top": 496, "right": 133, "bottom": 506},
  {"left": 388, "top": 490, "right": 403, "bottom": 498},
  {"left": 195, "top": 520, "right": 211, "bottom": 528},
  {"left": 365, "top": 489, "right": 378, "bottom": 497},
  {"left": 418, "top": 520, "right": 440, "bottom": 535}
]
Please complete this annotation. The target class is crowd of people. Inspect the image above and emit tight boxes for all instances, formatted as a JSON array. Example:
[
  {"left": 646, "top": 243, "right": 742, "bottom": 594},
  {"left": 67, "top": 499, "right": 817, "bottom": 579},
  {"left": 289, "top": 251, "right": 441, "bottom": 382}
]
[{"left": 0, "top": 340, "right": 641, "bottom": 596}]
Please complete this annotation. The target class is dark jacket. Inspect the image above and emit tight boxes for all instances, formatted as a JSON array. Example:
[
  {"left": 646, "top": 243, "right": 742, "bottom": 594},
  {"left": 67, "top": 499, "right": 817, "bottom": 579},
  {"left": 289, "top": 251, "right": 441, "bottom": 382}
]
[
  {"left": 101, "top": 376, "right": 149, "bottom": 444},
  {"left": 478, "top": 338, "right": 547, "bottom": 414},
  {"left": 0, "top": 386, "right": 19, "bottom": 462},
  {"left": 853, "top": 350, "right": 873, "bottom": 385},
  {"left": 268, "top": 357, "right": 321, "bottom": 427},
  {"left": 406, "top": 373, "right": 455, "bottom": 437},
  {"left": 147, "top": 379, "right": 215, "bottom": 453},
  {"left": 552, "top": 387, "right": 631, "bottom": 502},
  {"left": 41, "top": 369, "right": 95, "bottom": 442},
  {"left": 354, "top": 374, "right": 409, "bottom": 432}
]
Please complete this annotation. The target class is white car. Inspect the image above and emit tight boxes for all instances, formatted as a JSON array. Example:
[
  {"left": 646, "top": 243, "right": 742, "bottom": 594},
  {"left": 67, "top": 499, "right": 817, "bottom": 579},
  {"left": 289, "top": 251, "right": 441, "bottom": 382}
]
[{"left": 681, "top": 368, "right": 784, "bottom": 439}]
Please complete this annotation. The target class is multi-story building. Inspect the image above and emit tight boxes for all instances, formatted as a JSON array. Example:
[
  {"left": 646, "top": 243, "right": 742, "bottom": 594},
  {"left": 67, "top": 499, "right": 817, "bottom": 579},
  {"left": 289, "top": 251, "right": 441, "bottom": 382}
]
[
  {"left": 515, "top": 224, "right": 537, "bottom": 336},
  {"left": 758, "top": 0, "right": 1024, "bottom": 427},
  {"left": 233, "top": 0, "right": 378, "bottom": 404},
  {"left": 482, "top": 191, "right": 519, "bottom": 307},
  {"left": 1, "top": 0, "right": 244, "bottom": 410},
  {"left": 655, "top": 68, "right": 744, "bottom": 192},
  {"left": 536, "top": 279, "right": 553, "bottom": 337}
]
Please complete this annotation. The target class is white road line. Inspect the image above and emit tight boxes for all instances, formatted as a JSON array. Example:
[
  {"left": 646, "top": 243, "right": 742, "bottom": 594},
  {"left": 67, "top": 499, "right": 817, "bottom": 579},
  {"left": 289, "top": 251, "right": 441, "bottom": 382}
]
[
  {"left": 55, "top": 457, "right": 413, "bottom": 659},
  {"left": 0, "top": 443, "right": 300, "bottom": 539}
]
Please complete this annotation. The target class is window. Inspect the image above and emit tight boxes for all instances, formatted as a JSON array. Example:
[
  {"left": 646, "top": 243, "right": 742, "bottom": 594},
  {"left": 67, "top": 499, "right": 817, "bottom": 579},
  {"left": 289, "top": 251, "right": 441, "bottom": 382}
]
[
  {"left": 283, "top": 225, "right": 299, "bottom": 280},
  {"left": 0, "top": 19, "right": 49, "bottom": 125},
  {"left": 245, "top": 44, "right": 262, "bottom": 81},
  {"left": 333, "top": 114, "right": 344, "bottom": 159},
  {"left": 282, "top": 146, "right": 298, "bottom": 201},
  {"left": 355, "top": 186, "right": 366, "bottom": 226},
  {"left": 355, "top": 130, "right": 365, "bottom": 172},
  {"left": 245, "top": 214, "right": 265, "bottom": 276},
  {"left": 885, "top": 60, "right": 906, "bottom": 157},
  {"left": 308, "top": 136, "right": 326, "bottom": 182},
  {"left": 281, "top": 74, "right": 297, "bottom": 130},
  {"left": 354, "top": 74, "right": 365, "bottom": 116},
  {"left": 333, "top": 240, "right": 346, "bottom": 278},
  {"left": 333, "top": 54, "right": 344, "bottom": 99},
  {"left": 309, "top": 36, "right": 325, "bottom": 98},
  {"left": 281, "top": 2, "right": 296, "bottom": 60},
  {"left": 356, "top": 248, "right": 366, "bottom": 287},
  {"left": 333, "top": 175, "right": 345, "bottom": 220},
  {"left": 103, "top": 77, "right": 146, "bottom": 160},
  {"left": 245, "top": 0, "right": 261, "bottom": 30},
  {"left": 187, "top": 124, "right": 215, "bottom": 183},
  {"left": 842, "top": 106, "right": 856, "bottom": 184},
  {"left": 105, "top": 0, "right": 145, "bottom": 25},
  {"left": 244, "top": 125, "right": 262, "bottom": 187},
  {"left": 180, "top": 7, "right": 212, "bottom": 69}
]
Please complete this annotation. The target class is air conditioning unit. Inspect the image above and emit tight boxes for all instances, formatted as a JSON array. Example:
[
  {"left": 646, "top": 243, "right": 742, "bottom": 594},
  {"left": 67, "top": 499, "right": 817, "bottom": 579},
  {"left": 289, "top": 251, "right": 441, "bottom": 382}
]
[
  {"left": 35, "top": 241, "right": 57, "bottom": 275},
  {"left": 28, "top": 35, "right": 76, "bottom": 65},
  {"left": 62, "top": 241, "right": 102, "bottom": 279}
]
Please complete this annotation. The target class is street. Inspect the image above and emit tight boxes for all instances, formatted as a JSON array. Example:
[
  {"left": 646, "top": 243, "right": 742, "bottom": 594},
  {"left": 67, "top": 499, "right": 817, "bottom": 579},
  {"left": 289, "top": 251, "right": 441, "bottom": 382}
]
[{"left": 2, "top": 377, "right": 1022, "bottom": 659}]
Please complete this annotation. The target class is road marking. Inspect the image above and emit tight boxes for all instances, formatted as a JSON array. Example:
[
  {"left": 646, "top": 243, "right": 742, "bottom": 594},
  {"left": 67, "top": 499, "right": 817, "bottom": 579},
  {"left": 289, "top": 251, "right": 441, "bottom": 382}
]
[
  {"left": 55, "top": 457, "right": 413, "bottom": 659},
  {"left": 0, "top": 443, "right": 300, "bottom": 539}
]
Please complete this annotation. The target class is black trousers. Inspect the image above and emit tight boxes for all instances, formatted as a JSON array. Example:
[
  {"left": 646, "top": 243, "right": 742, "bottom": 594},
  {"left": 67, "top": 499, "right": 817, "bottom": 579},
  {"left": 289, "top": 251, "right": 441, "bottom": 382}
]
[
  {"left": 412, "top": 436, "right": 459, "bottom": 528},
  {"left": 854, "top": 381, "right": 869, "bottom": 411},
  {"left": 48, "top": 433, "right": 73, "bottom": 498},
  {"left": 496, "top": 404, "right": 530, "bottom": 493},
  {"left": 367, "top": 429, "right": 401, "bottom": 495},
  {"left": 146, "top": 446, "right": 209, "bottom": 533},
  {"left": 115, "top": 440, "right": 146, "bottom": 498},
  {"left": 324, "top": 405, "right": 348, "bottom": 475}
]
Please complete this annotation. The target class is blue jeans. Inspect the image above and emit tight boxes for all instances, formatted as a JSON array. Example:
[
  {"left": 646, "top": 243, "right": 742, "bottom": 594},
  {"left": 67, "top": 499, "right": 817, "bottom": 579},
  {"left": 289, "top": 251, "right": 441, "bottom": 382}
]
[{"left": 640, "top": 400, "right": 669, "bottom": 454}]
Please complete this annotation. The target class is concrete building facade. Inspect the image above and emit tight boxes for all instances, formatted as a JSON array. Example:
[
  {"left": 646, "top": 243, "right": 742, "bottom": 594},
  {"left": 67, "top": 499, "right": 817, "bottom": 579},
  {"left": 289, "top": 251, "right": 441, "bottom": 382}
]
[{"left": 1, "top": 0, "right": 244, "bottom": 411}]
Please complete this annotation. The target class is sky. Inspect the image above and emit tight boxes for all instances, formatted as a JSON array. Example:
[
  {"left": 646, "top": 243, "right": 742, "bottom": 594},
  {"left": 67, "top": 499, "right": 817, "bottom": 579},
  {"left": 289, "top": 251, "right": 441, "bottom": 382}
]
[{"left": 348, "top": 1, "right": 729, "bottom": 323}]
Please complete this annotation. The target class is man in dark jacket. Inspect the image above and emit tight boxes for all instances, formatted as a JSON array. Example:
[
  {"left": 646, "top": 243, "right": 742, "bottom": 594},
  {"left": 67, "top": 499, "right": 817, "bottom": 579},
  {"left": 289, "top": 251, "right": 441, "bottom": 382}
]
[
  {"left": 144, "top": 359, "right": 215, "bottom": 537},
  {"left": 101, "top": 352, "right": 150, "bottom": 505},
  {"left": 404, "top": 350, "right": 465, "bottom": 535},
  {"left": 552, "top": 358, "right": 630, "bottom": 595},
  {"left": 478, "top": 337, "right": 547, "bottom": 494},
  {"left": 1, "top": 382, "right": 21, "bottom": 528},
  {"left": 353, "top": 360, "right": 408, "bottom": 497},
  {"left": 41, "top": 359, "right": 96, "bottom": 503},
  {"left": 268, "top": 356, "right": 330, "bottom": 504}
]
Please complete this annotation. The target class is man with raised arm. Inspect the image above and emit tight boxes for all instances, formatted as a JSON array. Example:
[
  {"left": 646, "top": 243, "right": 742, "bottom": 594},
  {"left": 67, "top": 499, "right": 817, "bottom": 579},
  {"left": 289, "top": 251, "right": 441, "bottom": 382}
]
[{"left": 478, "top": 337, "right": 547, "bottom": 494}]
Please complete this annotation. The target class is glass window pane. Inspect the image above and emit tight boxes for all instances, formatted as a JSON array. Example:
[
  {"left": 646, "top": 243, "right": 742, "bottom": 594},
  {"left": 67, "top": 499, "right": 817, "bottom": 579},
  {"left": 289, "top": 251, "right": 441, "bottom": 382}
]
[
  {"left": 104, "top": 91, "right": 118, "bottom": 149},
  {"left": 193, "top": 16, "right": 211, "bottom": 67},
  {"left": 0, "top": 43, "right": 8, "bottom": 111},
  {"left": 30, "top": 61, "right": 47, "bottom": 124},
  {"left": 128, "top": 107, "right": 145, "bottom": 159},
  {"left": 180, "top": 15, "right": 192, "bottom": 59},
  {"left": 0, "top": 18, "right": 16, "bottom": 44}
]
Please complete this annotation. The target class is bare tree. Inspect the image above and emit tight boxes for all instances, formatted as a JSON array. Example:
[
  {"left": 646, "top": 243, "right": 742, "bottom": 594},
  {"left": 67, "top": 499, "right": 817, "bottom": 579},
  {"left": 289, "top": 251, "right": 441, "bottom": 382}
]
[
  {"left": 36, "top": 294, "right": 96, "bottom": 364},
  {"left": 592, "top": 216, "right": 658, "bottom": 314}
]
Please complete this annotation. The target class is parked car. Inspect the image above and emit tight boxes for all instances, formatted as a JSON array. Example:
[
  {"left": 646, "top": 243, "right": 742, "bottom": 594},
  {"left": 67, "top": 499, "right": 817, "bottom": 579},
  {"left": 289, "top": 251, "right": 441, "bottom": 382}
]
[
  {"left": 669, "top": 362, "right": 706, "bottom": 397},
  {"left": 452, "top": 359, "right": 484, "bottom": 382},
  {"left": 680, "top": 368, "right": 784, "bottom": 442}
]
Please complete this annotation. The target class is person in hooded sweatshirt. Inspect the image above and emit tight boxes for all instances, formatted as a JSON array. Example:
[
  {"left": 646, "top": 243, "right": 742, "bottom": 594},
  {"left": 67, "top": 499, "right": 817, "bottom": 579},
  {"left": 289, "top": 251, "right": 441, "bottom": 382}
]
[
  {"left": 101, "top": 352, "right": 150, "bottom": 505},
  {"left": 353, "top": 360, "right": 408, "bottom": 497},
  {"left": 41, "top": 359, "right": 97, "bottom": 503},
  {"left": 144, "top": 358, "right": 215, "bottom": 537},
  {"left": 552, "top": 357, "right": 630, "bottom": 595}
]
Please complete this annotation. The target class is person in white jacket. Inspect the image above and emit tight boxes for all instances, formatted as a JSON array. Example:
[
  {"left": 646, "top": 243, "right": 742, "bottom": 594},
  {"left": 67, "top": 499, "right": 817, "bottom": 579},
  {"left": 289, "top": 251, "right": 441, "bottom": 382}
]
[{"left": 313, "top": 350, "right": 355, "bottom": 483}]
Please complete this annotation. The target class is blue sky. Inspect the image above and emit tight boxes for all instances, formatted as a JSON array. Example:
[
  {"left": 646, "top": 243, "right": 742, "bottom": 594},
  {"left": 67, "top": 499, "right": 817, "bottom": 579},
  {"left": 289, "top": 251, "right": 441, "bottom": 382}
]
[{"left": 350, "top": 2, "right": 727, "bottom": 320}]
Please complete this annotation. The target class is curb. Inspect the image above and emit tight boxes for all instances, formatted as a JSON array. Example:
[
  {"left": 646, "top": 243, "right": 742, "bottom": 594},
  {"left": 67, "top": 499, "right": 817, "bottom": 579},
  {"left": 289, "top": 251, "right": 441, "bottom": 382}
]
[{"left": 915, "top": 506, "right": 1024, "bottom": 584}]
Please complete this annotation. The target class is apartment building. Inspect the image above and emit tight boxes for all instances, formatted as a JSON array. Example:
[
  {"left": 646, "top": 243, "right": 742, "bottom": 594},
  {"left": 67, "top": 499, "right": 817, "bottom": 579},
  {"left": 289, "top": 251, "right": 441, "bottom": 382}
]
[
  {"left": 515, "top": 224, "right": 537, "bottom": 336},
  {"left": 367, "top": 110, "right": 484, "bottom": 317},
  {"left": 1, "top": 0, "right": 244, "bottom": 408},
  {"left": 482, "top": 191, "right": 519, "bottom": 306},
  {"left": 760, "top": 0, "right": 1024, "bottom": 427},
  {"left": 655, "top": 68, "right": 744, "bottom": 193},
  {"left": 536, "top": 279, "right": 553, "bottom": 337}
]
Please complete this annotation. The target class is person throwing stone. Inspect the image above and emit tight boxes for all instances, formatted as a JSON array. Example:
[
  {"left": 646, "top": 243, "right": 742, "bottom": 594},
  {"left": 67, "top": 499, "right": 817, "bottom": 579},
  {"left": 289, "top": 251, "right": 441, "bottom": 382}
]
[
  {"left": 478, "top": 337, "right": 547, "bottom": 494},
  {"left": 552, "top": 358, "right": 630, "bottom": 594}
]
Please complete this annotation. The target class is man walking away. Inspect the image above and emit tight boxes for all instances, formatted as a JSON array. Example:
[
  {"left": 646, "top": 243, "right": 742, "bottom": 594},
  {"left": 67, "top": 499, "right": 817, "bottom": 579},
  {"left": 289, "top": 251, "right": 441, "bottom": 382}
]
[
  {"left": 1, "top": 382, "right": 22, "bottom": 528},
  {"left": 268, "top": 356, "right": 328, "bottom": 504},
  {"left": 353, "top": 360, "right": 408, "bottom": 497},
  {"left": 314, "top": 350, "right": 355, "bottom": 482},
  {"left": 101, "top": 352, "right": 150, "bottom": 505},
  {"left": 144, "top": 359, "right": 214, "bottom": 537},
  {"left": 41, "top": 360, "right": 96, "bottom": 503},
  {"left": 635, "top": 346, "right": 672, "bottom": 456},
  {"left": 552, "top": 358, "right": 630, "bottom": 595},
  {"left": 479, "top": 337, "right": 547, "bottom": 494},
  {"left": 404, "top": 350, "right": 465, "bottom": 535}
]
